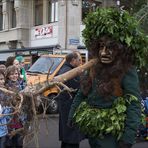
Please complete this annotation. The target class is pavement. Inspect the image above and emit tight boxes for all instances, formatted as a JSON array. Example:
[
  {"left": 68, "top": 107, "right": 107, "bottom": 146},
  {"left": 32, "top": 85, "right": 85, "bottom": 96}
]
[{"left": 24, "top": 114, "right": 148, "bottom": 148}]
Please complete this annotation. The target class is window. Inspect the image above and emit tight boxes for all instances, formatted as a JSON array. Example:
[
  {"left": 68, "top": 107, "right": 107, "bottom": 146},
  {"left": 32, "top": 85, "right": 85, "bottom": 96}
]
[
  {"left": 48, "top": 0, "right": 58, "bottom": 23},
  {"left": 10, "top": 0, "right": 16, "bottom": 28},
  {"left": 0, "top": 0, "right": 3, "bottom": 30},
  {"left": 35, "top": 0, "right": 43, "bottom": 26},
  {"left": 82, "top": 0, "right": 102, "bottom": 21},
  {"left": 10, "top": 40, "right": 17, "bottom": 49},
  {"left": 28, "top": 56, "right": 64, "bottom": 74}
]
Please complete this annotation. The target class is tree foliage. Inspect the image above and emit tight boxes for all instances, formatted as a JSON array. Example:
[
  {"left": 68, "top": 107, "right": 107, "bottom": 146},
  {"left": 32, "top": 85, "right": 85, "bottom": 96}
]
[
  {"left": 120, "top": 0, "right": 147, "bottom": 14},
  {"left": 120, "top": 0, "right": 148, "bottom": 34},
  {"left": 135, "top": 4, "right": 148, "bottom": 34}
]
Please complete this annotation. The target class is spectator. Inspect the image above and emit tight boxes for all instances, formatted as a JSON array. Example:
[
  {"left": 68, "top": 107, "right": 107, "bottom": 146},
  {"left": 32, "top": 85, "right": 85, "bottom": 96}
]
[
  {"left": 5, "top": 56, "right": 26, "bottom": 89},
  {"left": 0, "top": 69, "right": 12, "bottom": 148},
  {"left": 0, "top": 65, "right": 6, "bottom": 72},
  {"left": 16, "top": 56, "right": 27, "bottom": 82},
  {"left": 5, "top": 65, "right": 24, "bottom": 148},
  {"left": 57, "top": 51, "right": 85, "bottom": 148},
  {"left": 5, "top": 56, "right": 20, "bottom": 71},
  {"left": 13, "top": 59, "right": 20, "bottom": 70},
  {"left": 5, "top": 56, "right": 16, "bottom": 68}
]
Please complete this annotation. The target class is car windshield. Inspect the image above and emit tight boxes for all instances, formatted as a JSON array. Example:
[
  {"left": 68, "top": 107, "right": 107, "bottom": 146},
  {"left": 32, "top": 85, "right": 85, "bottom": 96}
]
[{"left": 28, "top": 56, "right": 64, "bottom": 74}]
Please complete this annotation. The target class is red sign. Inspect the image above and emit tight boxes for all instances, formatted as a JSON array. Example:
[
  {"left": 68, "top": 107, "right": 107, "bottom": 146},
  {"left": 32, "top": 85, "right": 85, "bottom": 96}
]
[{"left": 34, "top": 26, "right": 53, "bottom": 38}]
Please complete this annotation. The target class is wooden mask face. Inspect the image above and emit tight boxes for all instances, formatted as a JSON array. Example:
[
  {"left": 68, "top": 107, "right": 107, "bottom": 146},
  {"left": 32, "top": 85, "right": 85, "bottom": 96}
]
[{"left": 98, "top": 36, "right": 119, "bottom": 64}]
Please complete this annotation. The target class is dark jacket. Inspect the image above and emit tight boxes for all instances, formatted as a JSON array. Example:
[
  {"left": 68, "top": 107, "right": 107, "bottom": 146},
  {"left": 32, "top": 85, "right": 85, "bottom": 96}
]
[
  {"left": 57, "top": 62, "right": 85, "bottom": 144},
  {"left": 69, "top": 67, "right": 141, "bottom": 145}
]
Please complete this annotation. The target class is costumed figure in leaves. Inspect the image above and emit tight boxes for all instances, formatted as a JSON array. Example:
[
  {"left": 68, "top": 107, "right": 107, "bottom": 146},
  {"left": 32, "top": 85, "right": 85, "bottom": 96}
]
[{"left": 68, "top": 8, "right": 148, "bottom": 148}]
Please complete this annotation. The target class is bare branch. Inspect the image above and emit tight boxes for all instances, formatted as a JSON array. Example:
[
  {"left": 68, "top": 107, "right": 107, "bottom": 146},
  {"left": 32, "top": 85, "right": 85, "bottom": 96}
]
[{"left": 0, "top": 87, "right": 16, "bottom": 95}]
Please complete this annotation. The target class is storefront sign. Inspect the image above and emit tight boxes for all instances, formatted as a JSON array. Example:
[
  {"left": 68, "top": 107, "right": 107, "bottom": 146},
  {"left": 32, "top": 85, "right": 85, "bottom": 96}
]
[{"left": 34, "top": 26, "right": 53, "bottom": 39}]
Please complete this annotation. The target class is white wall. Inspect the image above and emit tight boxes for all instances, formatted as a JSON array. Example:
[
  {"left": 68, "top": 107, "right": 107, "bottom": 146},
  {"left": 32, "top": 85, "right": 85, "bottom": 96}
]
[
  {"left": 0, "top": 53, "right": 14, "bottom": 61},
  {"left": 80, "top": 24, "right": 85, "bottom": 46}
]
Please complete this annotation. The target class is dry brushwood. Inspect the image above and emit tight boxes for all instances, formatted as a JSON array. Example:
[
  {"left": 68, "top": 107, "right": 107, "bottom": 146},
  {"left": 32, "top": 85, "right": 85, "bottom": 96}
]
[{"left": 0, "top": 58, "right": 97, "bottom": 147}]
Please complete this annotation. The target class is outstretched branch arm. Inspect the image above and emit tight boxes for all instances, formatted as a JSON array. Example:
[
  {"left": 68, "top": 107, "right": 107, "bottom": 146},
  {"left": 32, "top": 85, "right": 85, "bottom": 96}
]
[{"left": 53, "top": 59, "right": 97, "bottom": 83}]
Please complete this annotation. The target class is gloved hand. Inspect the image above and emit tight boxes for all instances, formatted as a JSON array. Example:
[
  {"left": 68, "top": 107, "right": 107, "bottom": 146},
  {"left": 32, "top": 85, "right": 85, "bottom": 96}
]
[
  {"left": 118, "top": 141, "right": 132, "bottom": 148},
  {"left": 67, "top": 119, "right": 74, "bottom": 128}
]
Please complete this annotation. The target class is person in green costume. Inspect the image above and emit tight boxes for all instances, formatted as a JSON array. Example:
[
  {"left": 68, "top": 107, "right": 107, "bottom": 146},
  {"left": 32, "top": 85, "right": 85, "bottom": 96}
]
[{"left": 68, "top": 8, "right": 148, "bottom": 148}]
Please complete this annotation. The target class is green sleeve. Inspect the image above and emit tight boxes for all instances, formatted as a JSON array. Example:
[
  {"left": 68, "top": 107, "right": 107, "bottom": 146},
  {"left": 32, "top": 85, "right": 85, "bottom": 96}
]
[
  {"left": 21, "top": 68, "right": 27, "bottom": 81},
  {"left": 68, "top": 89, "right": 85, "bottom": 119},
  {"left": 120, "top": 67, "right": 141, "bottom": 144}
]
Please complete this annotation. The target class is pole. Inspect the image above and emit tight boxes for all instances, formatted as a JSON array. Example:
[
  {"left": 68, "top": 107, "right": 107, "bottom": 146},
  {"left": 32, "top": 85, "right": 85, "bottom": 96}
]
[{"left": 65, "top": 0, "right": 68, "bottom": 50}]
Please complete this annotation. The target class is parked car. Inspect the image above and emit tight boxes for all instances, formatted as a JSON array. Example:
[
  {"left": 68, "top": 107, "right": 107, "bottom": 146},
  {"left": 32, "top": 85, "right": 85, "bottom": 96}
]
[{"left": 27, "top": 54, "right": 66, "bottom": 114}]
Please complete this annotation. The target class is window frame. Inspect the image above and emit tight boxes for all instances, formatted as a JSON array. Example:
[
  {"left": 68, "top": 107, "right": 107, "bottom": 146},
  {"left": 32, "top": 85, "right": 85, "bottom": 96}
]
[
  {"left": 9, "top": 0, "right": 16, "bottom": 28},
  {"left": 48, "top": 0, "right": 58, "bottom": 23},
  {"left": 34, "top": 0, "right": 43, "bottom": 26}
]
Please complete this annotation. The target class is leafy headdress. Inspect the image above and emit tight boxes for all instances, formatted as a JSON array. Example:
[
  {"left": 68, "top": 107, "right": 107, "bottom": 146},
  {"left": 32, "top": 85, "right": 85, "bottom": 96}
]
[{"left": 82, "top": 8, "right": 148, "bottom": 67}]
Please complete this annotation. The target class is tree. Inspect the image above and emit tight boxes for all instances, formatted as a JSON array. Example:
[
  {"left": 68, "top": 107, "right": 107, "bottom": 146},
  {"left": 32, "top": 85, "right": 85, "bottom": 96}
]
[
  {"left": 120, "top": 0, "right": 148, "bottom": 34},
  {"left": 120, "top": 0, "right": 147, "bottom": 14},
  {"left": 135, "top": 4, "right": 148, "bottom": 34}
]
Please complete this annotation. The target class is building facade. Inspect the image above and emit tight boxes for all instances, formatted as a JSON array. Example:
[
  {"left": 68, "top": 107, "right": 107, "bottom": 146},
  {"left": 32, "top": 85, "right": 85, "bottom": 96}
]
[{"left": 0, "top": 0, "right": 116, "bottom": 52}]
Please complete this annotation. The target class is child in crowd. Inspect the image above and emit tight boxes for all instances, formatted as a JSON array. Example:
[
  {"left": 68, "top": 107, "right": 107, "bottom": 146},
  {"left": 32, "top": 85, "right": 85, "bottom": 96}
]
[
  {"left": 5, "top": 56, "right": 26, "bottom": 90},
  {"left": 5, "top": 65, "right": 22, "bottom": 92},
  {"left": 0, "top": 69, "right": 12, "bottom": 148},
  {"left": 5, "top": 65, "right": 24, "bottom": 148}
]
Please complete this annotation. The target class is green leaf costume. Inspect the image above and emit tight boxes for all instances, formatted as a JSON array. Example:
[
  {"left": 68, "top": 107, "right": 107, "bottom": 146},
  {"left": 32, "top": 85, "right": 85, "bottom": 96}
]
[
  {"left": 68, "top": 8, "right": 148, "bottom": 148},
  {"left": 69, "top": 67, "right": 141, "bottom": 145}
]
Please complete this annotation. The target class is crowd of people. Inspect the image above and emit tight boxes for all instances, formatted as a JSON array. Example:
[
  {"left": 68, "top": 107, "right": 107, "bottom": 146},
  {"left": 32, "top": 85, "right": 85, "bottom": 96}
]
[{"left": 0, "top": 56, "right": 26, "bottom": 148}]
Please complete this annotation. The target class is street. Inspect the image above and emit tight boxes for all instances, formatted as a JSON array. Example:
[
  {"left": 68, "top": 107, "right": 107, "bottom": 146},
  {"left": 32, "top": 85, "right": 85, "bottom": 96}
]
[
  {"left": 24, "top": 115, "right": 89, "bottom": 148},
  {"left": 24, "top": 115, "right": 148, "bottom": 148}
]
